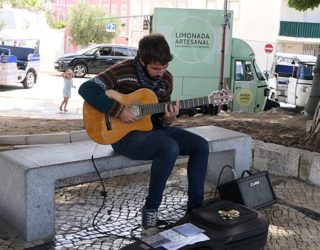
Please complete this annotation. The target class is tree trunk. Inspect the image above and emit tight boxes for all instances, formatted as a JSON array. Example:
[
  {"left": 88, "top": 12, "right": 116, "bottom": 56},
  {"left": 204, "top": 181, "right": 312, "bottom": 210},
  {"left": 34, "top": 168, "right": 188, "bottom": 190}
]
[
  {"left": 306, "top": 53, "right": 320, "bottom": 145},
  {"left": 304, "top": 54, "right": 320, "bottom": 115}
]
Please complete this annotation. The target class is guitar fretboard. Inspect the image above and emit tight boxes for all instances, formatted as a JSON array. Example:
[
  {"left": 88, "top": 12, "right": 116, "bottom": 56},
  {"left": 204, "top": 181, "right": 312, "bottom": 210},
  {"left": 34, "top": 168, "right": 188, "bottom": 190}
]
[
  {"left": 140, "top": 96, "right": 210, "bottom": 116},
  {"left": 139, "top": 88, "right": 234, "bottom": 116}
]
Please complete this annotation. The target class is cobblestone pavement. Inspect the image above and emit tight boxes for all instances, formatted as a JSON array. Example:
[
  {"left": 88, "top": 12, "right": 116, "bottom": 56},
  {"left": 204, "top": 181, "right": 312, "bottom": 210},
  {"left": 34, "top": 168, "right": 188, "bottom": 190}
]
[{"left": 1, "top": 164, "right": 320, "bottom": 250}]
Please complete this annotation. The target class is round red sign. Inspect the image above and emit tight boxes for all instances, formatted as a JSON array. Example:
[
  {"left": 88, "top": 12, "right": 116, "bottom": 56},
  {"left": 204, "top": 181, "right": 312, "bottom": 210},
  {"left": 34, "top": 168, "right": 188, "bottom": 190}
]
[{"left": 264, "top": 44, "right": 273, "bottom": 53}]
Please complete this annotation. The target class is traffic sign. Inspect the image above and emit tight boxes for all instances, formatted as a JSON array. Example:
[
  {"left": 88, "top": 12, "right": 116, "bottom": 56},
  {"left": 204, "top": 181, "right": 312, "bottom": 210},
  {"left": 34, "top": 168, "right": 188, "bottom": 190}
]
[
  {"left": 106, "top": 23, "right": 116, "bottom": 32},
  {"left": 264, "top": 44, "right": 273, "bottom": 54}
]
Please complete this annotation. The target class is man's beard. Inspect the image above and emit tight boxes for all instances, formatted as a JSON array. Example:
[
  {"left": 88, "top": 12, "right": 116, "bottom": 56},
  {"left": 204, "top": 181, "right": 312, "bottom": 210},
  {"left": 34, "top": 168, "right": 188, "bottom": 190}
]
[
  {"left": 150, "top": 76, "right": 162, "bottom": 81},
  {"left": 141, "top": 65, "right": 162, "bottom": 81}
]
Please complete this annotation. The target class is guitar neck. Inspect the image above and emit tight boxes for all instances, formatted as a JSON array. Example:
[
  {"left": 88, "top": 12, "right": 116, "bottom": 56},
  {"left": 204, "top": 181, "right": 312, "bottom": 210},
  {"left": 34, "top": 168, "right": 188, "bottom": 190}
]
[{"left": 140, "top": 96, "right": 209, "bottom": 116}]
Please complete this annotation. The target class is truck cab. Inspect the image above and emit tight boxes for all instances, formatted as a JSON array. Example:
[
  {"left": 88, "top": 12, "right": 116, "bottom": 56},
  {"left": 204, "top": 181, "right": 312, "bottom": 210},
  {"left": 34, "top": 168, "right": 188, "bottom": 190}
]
[
  {"left": 231, "top": 39, "right": 269, "bottom": 113},
  {"left": 0, "top": 40, "right": 40, "bottom": 88},
  {"left": 267, "top": 52, "right": 316, "bottom": 107}
]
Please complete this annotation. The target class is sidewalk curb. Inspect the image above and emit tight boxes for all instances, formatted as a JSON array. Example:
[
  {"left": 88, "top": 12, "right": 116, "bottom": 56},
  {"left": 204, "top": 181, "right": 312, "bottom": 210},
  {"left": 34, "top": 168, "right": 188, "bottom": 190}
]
[{"left": 0, "top": 130, "right": 89, "bottom": 145}]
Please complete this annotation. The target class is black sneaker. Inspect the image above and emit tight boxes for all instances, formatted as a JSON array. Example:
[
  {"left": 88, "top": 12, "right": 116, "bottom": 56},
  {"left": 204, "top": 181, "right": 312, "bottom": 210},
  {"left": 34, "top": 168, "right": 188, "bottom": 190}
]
[{"left": 141, "top": 206, "right": 159, "bottom": 235}]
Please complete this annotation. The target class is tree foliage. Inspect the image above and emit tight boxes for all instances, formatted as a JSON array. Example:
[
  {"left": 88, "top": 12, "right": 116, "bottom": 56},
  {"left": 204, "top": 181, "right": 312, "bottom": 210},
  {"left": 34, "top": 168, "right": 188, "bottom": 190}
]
[
  {"left": 46, "top": 14, "right": 66, "bottom": 29},
  {"left": 0, "top": 0, "right": 41, "bottom": 9},
  {"left": 68, "top": 2, "right": 117, "bottom": 47},
  {"left": 288, "top": 0, "right": 320, "bottom": 11}
]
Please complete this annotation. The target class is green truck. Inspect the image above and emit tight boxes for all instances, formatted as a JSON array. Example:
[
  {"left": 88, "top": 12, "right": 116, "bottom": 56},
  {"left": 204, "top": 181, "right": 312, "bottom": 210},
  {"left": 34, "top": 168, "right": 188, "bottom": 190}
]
[{"left": 152, "top": 8, "right": 271, "bottom": 114}]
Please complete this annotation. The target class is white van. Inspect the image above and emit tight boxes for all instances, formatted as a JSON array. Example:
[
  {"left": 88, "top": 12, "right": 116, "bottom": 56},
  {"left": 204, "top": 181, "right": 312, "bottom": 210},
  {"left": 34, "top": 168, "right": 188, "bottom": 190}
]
[
  {"left": 0, "top": 40, "right": 40, "bottom": 88},
  {"left": 267, "top": 52, "right": 317, "bottom": 107}
]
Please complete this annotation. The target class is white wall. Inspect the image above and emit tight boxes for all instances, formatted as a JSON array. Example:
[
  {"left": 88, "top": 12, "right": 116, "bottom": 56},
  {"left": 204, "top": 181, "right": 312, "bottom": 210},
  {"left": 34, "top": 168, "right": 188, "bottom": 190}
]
[
  {"left": 280, "top": 1, "right": 320, "bottom": 22},
  {"left": 228, "top": 0, "right": 282, "bottom": 71},
  {"left": 40, "top": 27, "right": 65, "bottom": 73}
]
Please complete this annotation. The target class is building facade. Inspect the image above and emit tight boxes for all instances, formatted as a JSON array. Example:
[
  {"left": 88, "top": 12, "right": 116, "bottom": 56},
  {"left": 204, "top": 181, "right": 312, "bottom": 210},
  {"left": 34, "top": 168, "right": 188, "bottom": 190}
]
[
  {"left": 129, "top": 0, "right": 320, "bottom": 71},
  {"left": 51, "top": 0, "right": 320, "bottom": 71},
  {"left": 224, "top": 0, "right": 320, "bottom": 70},
  {"left": 52, "top": 0, "right": 131, "bottom": 53}
]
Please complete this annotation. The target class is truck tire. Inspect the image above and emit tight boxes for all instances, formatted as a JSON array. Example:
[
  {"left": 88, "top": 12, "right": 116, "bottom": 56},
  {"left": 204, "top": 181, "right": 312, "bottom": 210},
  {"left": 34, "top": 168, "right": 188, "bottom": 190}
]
[
  {"left": 73, "top": 63, "right": 87, "bottom": 78},
  {"left": 202, "top": 104, "right": 219, "bottom": 115},
  {"left": 264, "top": 98, "right": 280, "bottom": 111},
  {"left": 177, "top": 108, "right": 197, "bottom": 118},
  {"left": 22, "top": 70, "right": 36, "bottom": 89}
]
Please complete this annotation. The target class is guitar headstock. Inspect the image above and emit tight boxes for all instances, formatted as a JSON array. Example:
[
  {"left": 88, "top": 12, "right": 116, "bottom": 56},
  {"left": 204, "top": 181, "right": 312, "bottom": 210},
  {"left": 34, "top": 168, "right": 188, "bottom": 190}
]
[{"left": 208, "top": 89, "right": 233, "bottom": 105}]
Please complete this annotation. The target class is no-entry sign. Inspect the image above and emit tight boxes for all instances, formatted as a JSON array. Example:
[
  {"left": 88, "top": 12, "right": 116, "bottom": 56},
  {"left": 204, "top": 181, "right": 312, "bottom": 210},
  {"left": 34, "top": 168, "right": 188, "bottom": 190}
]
[{"left": 264, "top": 44, "right": 273, "bottom": 53}]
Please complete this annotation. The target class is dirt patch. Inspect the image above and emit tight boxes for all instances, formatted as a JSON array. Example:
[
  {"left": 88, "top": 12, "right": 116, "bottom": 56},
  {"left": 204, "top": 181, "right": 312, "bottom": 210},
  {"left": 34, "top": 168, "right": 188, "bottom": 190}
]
[{"left": 0, "top": 107, "right": 317, "bottom": 153}]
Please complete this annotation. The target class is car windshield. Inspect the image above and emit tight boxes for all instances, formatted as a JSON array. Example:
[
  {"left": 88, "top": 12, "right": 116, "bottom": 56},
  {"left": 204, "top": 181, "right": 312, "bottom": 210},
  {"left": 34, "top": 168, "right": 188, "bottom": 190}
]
[
  {"left": 298, "top": 63, "right": 315, "bottom": 80},
  {"left": 76, "top": 45, "right": 99, "bottom": 55}
]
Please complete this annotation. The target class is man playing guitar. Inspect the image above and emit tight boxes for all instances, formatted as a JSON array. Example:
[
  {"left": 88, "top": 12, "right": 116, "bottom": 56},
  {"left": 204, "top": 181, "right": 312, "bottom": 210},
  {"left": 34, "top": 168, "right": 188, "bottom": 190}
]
[{"left": 78, "top": 34, "right": 209, "bottom": 235}]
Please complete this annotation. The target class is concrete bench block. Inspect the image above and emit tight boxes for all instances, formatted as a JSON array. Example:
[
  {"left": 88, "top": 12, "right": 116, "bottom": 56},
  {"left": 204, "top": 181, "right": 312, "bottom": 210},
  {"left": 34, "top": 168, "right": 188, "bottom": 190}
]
[
  {"left": 26, "top": 133, "right": 70, "bottom": 144},
  {"left": 299, "top": 152, "right": 320, "bottom": 186},
  {"left": 206, "top": 150, "right": 235, "bottom": 185},
  {"left": 0, "top": 135, "right": 27, "bottom": 145},
  {"left": 253, "top": 142, "right": 304, "bottom": 177},
  {"left": 0, "top": 125, "right": 251, "bottom": 241},
  {"left": 187, "top": 126, "right": 252, "bottom": 181},
  {"left": 70, "top": 130, "right": 90, "bottom": 142}
]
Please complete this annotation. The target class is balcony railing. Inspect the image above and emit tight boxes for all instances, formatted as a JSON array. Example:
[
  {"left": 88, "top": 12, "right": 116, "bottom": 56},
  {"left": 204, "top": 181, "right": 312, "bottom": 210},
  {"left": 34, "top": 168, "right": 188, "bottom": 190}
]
[{"left": 279, "top": 21, "right": 320, "bottom": 38}]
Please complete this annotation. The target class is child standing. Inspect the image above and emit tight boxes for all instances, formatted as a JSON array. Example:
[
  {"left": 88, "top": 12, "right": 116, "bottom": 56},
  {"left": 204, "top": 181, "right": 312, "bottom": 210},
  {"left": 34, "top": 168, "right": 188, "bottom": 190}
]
[{"left": 59, "top": 69, "right": 76, "bottom": 112}]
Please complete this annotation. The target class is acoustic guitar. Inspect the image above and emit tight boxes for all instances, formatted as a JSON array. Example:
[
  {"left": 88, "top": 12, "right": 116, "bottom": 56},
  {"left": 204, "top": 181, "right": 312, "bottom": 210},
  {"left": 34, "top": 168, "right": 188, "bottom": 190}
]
[{"left": 83, "top": 88, "right": 233, "bottom": 145}]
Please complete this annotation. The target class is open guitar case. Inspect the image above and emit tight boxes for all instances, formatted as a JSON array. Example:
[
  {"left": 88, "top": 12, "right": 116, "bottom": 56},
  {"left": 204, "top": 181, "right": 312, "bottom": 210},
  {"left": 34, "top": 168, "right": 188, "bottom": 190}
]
[{"left": 121, "top": 200, "right": 269, "bottom": 250}]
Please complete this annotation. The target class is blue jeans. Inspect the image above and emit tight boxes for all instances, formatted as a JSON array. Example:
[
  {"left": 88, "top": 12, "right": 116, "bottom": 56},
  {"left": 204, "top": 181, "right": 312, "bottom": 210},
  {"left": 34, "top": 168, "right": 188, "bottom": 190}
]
[{"left": 112, "top": 126, "right": 209, "bottom": 211}]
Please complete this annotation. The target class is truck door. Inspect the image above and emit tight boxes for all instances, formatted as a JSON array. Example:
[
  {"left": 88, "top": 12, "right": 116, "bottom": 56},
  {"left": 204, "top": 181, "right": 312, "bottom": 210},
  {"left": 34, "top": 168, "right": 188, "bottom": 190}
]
[{"left": 232, "top": 60, "right": 257, "bottom": 113}]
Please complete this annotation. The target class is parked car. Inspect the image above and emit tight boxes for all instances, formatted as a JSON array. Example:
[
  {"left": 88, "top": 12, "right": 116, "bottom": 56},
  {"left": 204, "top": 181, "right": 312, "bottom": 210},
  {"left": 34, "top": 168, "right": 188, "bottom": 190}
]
[
  {"left": 0, "top": 40, "right": 40, "bottom": 89},
  {"left": 54, "top": 44, "right": 137, "bottom": 78}
]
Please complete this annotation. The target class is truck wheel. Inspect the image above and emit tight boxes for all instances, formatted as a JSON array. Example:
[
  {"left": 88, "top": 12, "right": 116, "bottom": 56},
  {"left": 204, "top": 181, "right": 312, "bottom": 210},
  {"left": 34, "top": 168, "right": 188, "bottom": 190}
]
[
  {"left": 73, "top": 64, "right": 87, "bottom": 78},
  {"left": 22, "top": 71, "right": 36, "bottom": 89},
  {"left": 264, "top": 98, "right": 280, "bottom": 111},
  {"left": 178, "top": 108, "right": 197, "bottom": 118}
]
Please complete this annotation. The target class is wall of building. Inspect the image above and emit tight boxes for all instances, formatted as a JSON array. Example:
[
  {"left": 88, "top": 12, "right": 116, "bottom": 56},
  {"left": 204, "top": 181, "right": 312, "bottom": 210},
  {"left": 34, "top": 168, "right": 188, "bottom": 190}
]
[
  {"left": 10, "top": 0, "right": 315, "bottom": 73},
  {"left": 279, "top": 0, "right": 320, "bottom": 57},
  {"left": 222, "top": 0, "right": 281, "bottom": 71},
  {"left": 280, "top": 1, "right": 320, "bottom": 22},
  {"left": 278, "top": 42, "right": 304, "bottom": 54}
]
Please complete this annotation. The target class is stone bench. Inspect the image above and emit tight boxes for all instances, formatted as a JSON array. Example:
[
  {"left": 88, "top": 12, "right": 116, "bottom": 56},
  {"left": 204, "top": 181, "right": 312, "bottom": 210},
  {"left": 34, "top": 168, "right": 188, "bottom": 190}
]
[{"left": 0, "top": 125, "right": 252, "bottom": 241}]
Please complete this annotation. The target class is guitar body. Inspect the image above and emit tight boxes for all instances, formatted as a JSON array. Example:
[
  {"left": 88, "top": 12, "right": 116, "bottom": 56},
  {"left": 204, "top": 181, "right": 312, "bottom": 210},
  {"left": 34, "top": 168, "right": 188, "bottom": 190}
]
[
  {"left": 83, "top": 87, "right": 232, "bottom": 145},
  {"left": 83, "top": 88, "right": 158, "bottom": 145}
]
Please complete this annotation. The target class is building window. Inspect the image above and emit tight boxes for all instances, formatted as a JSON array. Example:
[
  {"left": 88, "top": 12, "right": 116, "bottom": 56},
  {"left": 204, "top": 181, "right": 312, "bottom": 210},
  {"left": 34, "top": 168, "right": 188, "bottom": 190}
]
[
  {"left": 111, "top": 4, "right": 117, "bottom": 15},
  {"left": 303, "top": 44, "right": 320, "bottom": 56}
]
